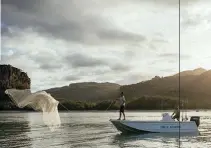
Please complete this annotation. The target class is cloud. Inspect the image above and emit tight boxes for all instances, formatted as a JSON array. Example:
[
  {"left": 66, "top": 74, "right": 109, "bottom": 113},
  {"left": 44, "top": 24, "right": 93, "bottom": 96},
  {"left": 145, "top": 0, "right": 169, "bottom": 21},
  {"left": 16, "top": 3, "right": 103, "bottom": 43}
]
[
  {"left": 1, "top": 0, "right": 147, "bottom": 46},
  {"left": 64, "top": 52, "right": 132, "bottom": 73},
  {"left": 159, "top": 53, "right": 191, "bottom": 60},
  {"left": 110, "top": 63, "right": 131, "bottom": 72},
  {"left": 97, "top": 29, "right": 146, "bottom": 43},
  {"left": 159, "top": 53, "right": 178, "bottom": 58},
  {"left": 29, "top": 52, "right": 63, "bottom": 71},
  {"left": 39, "top": 63, "right": 62, "bottom": 70},
  {"left": 65, "top": 53, "right": 107, "bottom": 68},
  {"left": 115, "top": 72, "right": 152, "bottom": 85},
  {"left": 149, "top": 0, "right": 201, "bottom": 7},
  {"left": 63, "top": 75, "right": 80, "bottom": 81},
  {"left": 160, "top": 68, "right": 176, "bottom": 73},
  {"left": 2, "top": 0, "right": 211, "bottom": 91},
  {"left": 1, "top": 24, "right": 11, "bottom": 36},
  {"left": 180, "top": 0, "right": 211, "bottom": 31}
]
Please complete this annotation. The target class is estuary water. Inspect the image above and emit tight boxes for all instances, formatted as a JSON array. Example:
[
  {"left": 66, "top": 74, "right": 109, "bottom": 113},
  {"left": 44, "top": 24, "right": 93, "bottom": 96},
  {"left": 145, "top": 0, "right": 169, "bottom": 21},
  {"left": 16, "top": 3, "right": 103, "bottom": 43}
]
[{"left": 0, "top": 110, "right": 211, "bottom": 148}]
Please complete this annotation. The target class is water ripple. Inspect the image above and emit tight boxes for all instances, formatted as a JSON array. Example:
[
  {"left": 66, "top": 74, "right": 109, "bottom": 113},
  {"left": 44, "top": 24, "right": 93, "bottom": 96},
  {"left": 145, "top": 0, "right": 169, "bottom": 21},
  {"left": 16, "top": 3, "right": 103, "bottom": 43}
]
[{"left": 0, "top": 111, "right": 211, "bottom": 148}]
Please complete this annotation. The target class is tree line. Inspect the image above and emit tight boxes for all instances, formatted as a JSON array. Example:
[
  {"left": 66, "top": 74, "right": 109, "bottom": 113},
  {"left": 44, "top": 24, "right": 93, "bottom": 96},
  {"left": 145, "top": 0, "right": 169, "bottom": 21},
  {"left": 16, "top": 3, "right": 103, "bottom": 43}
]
[{"left": 1, "top": 95, "right": 210, "bottom": 111}]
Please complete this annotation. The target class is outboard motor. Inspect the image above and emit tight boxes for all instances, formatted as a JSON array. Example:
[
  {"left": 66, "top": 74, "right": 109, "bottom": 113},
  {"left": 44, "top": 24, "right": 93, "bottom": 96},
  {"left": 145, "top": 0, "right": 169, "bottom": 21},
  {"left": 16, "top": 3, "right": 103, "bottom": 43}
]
[{"left": 190, "top": 116, "right": 200, "bottom": 127}]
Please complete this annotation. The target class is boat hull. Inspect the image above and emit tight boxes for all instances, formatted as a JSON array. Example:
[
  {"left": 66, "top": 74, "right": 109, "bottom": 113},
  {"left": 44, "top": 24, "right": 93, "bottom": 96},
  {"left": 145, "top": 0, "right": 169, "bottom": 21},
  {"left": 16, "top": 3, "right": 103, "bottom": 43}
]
[{"left": 110, "top": 119, "right": 199, "bottom": 134}]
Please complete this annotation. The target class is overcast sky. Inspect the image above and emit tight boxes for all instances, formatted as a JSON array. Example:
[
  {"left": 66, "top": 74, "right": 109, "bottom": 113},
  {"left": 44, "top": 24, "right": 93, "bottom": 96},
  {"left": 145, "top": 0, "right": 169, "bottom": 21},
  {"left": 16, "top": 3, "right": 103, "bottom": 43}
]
[{"left": 1, "top": 0, "right": 211, "bottom": 91}]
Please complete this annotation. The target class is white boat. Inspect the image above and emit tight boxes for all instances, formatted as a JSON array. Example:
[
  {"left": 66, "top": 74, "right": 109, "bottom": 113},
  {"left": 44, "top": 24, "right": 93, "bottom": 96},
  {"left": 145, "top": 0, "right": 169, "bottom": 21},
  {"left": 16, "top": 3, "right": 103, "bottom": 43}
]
[{"left": 110, "top": 113, "right": 200, "bottom": 134}]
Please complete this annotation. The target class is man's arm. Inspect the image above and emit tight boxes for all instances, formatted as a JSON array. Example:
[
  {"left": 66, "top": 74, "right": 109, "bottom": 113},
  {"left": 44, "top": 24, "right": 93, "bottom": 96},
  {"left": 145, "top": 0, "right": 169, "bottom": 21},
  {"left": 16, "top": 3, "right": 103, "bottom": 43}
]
[{"left": 113, "top": 97, "right": 119, "bottom": 103}]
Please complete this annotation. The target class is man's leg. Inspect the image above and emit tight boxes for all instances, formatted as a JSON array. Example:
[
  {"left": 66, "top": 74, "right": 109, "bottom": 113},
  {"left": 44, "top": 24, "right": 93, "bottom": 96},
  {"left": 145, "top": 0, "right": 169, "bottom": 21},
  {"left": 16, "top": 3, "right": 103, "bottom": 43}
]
[
  {"left": 123, "top": 112, "right": 125, "bottom": 120},
  {"left": 119, "top": 111, "right": 121, "bottom": 120},
  {"left": 122, "top": 106, "right": 125, "bottom": 120},
  {"left": 118, "top": 107, "right": 122, "bottom": 120}
]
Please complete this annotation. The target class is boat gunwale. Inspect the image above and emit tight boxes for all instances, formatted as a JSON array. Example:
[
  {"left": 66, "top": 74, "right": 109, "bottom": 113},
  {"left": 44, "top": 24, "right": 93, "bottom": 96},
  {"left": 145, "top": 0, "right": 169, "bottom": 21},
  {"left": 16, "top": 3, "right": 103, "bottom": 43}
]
[{"left": 110, "top": 119, "right": 196, "bottom": 123}]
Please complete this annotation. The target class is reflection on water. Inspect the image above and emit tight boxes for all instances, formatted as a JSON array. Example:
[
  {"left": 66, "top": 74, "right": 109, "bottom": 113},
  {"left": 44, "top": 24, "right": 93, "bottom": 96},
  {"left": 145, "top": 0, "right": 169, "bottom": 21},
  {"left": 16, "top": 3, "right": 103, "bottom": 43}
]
[
  {"left": 114, "top": 132, "right": 199, "bottom": 140},
  {"left": 113, "top": 133, "right": 179, "bottom": 148},
  {"left": 0, "top": 111, "right": 211, "bottom": 148},
  {"left": 0, "top": 120, "right": 32, "bottom": 148},
  {"left": 112, "top": 132, "right": 200, "bottom": 148}
]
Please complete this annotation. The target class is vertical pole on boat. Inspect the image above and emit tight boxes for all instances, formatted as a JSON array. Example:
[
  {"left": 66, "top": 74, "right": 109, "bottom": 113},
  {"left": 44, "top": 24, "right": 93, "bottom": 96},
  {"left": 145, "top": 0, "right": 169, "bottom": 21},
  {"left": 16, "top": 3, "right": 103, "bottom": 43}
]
[
  {"left": 185, "top": 98, "right": 188, "bottom": 120},
  {"left": 179, "top": 0, "right": 181, "bottom": 145},
  {"left": 181, "top": 100, "right": 184, "bottom": 121}
]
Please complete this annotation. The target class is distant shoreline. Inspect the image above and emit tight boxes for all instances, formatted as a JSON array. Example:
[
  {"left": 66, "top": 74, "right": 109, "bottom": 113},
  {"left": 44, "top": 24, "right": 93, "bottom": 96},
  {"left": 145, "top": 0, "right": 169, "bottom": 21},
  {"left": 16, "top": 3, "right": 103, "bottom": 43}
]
[{"left": 0, "top": 109, "right": 208, "bottom": 113}]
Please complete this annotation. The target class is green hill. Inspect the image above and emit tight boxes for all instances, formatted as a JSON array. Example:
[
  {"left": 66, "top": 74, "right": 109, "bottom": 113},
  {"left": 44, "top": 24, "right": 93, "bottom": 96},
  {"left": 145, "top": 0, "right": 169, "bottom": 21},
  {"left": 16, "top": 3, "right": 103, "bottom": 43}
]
[
  {"left": 45, "top": 82, "right": 121, "bottom": 103},
  {"left": 1, "top": 64, "right": 211, "bottom": 110},
  {"left": 121, "top": 68, "right": 211, "bottom": 109},
  {"left": 45, "top": 68, "right": 211, "bottom": 109}
]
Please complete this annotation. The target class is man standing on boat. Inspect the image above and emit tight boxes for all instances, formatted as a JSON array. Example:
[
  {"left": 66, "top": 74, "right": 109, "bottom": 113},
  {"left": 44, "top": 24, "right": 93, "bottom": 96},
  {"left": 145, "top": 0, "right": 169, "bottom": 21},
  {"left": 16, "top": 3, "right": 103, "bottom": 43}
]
[
  {"left": 171, "top": 106, "right": 180, "bottom": 121},
  {"left": 115, "top": 92, "right": 126, "bottom": 120}
]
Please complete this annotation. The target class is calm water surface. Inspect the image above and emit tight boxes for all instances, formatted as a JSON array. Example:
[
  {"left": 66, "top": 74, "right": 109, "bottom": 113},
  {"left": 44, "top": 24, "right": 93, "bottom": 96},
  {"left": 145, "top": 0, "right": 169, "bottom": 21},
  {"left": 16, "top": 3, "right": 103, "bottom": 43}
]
[{"left": 0, "top": 111, "right": 211, "bottom": 148}]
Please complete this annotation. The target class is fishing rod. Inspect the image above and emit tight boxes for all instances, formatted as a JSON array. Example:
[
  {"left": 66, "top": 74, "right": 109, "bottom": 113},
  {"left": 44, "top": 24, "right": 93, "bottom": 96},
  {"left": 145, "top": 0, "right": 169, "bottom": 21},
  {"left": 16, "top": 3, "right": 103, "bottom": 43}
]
[
  {"left": 59, "top": 102, "right": 71, "bottom": 111},
  {"left": 59, "top": 100, "right": 115, "bottom": 112},
  {"left": 105, "top": 100, "right": 115, "bottom": 111}
]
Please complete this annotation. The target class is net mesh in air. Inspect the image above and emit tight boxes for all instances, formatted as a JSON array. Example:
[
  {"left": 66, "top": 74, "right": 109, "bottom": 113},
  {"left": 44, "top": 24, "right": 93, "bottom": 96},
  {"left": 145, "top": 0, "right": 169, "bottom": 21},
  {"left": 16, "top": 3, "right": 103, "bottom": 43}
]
[{"left": 5, "top": 89, "right": 61, "bottom": 131}]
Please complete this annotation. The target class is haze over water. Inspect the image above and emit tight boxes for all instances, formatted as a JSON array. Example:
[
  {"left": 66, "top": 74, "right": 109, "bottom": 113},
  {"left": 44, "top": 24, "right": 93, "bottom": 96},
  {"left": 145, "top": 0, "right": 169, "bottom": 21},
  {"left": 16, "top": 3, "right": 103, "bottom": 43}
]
[{"left": 0, "top": 111, "right": 211, "bottom": 148}]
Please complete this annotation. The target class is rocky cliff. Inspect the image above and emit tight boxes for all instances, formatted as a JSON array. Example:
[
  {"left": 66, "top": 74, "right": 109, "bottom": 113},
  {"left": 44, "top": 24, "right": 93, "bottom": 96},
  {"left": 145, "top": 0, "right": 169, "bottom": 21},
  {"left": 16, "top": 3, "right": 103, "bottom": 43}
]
[{"left": 0, "top": 64, "right": 31, "bottom": 110}]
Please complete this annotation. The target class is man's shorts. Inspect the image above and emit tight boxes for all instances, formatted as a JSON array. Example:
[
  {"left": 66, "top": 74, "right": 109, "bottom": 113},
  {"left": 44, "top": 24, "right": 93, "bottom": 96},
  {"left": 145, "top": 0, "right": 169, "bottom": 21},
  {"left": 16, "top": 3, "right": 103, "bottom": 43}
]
[{"left": 120, "top": 105, "right": 125, "bottom": 112}]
